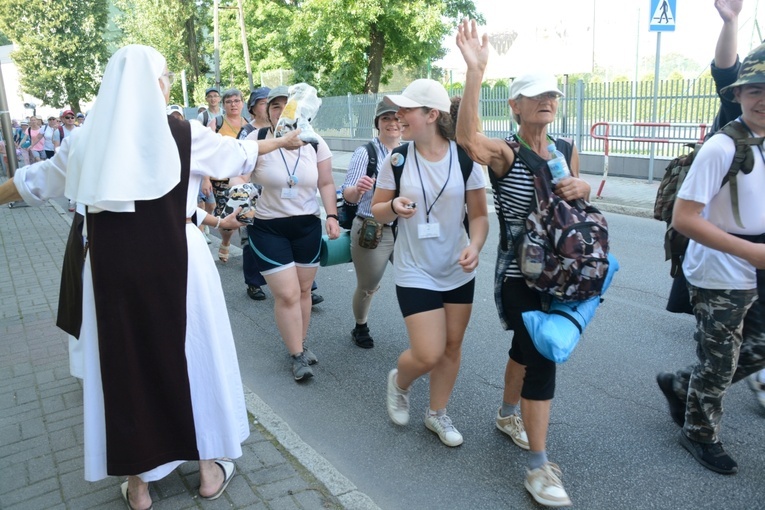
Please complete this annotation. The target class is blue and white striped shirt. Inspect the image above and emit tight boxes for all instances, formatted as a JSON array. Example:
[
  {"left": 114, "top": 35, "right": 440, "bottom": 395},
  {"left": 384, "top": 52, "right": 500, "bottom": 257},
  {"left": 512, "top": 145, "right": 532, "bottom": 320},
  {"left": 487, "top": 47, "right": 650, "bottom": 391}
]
[{"left": 341, "top": 137, "right": 392, "bottom": 219}]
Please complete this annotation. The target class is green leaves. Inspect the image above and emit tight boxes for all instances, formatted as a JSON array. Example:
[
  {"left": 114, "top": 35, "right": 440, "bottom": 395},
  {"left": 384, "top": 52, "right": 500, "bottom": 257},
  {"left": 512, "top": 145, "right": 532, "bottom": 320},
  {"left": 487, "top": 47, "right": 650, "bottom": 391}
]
[{"left": 0, "top": 0, "right": 108, "bottom": 111}]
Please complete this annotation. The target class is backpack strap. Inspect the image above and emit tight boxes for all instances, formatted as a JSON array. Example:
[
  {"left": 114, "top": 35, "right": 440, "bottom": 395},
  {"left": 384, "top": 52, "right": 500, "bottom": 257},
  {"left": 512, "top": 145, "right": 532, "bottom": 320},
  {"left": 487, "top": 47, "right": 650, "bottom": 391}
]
[
  {"left": 391, "top": 143, "right": 410, "bottom": 198},
  {"left": 202, "top": 111, "right": 209, "bottom": 127},
  {"left": 491, "top": 136, "right": 521, "bottom": 251},
  {"left": 719, "top": 120, "right": 765, "bottom": 229},
  {"left": 456, "top": 144, "right": 473, "bottom": 185},
  {"left": 238, "top": 123, "right": 255, "bottom": 140},
  {"left": 215, "top": 116, "right": 224, "bottom": 133},
  {"left": 364, "top": 141, "right": 378, "bottom": 178}
]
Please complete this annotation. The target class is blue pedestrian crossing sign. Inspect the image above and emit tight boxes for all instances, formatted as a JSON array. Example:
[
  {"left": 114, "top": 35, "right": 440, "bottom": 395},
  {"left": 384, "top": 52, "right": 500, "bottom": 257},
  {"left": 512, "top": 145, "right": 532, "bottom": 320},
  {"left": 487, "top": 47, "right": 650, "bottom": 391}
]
[{"left": 650, "top": 0, "right": 676, "bottom": 31}]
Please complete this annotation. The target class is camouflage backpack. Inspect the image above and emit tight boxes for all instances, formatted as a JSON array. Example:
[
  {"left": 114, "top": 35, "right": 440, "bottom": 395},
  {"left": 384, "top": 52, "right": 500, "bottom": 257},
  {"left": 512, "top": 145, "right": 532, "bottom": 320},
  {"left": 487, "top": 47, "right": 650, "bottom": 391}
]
[
  {"left": 653, "top": 120, "right": 765, "bottom": 278},
  {"left": 495, "top": 137, "right": 610, "bottom": 302}
]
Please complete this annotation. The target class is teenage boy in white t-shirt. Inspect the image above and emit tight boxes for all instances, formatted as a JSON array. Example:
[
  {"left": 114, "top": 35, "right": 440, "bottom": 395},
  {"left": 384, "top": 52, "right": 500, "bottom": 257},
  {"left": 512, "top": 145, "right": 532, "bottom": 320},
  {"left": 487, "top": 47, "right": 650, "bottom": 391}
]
[{"left": 657, "top": 42, "right": 765, "bottom": 476}]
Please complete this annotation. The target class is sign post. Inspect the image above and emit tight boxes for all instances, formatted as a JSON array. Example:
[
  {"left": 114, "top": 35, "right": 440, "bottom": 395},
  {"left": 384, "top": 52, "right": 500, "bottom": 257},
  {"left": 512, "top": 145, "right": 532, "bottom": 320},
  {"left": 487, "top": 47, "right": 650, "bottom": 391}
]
[{"left": 647, "top": 0, "right": 676, "bottom": 182}]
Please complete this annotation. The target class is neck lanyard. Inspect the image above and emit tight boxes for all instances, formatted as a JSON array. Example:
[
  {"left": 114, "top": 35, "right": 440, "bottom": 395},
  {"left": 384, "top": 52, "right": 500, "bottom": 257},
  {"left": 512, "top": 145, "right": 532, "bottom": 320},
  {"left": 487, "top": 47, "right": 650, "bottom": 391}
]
[
  {"left": 413, "top": 141, "right": 452, "bottom": 223},
  {"left": 223, "top": 116, "right": 241, "bottom": 133},
  {"left": 279, "top": 146, "right": 302, "bottom": 187},
  {"left": 515, "top": 133, "right": 554, "bottom": 155},
  {"left": 737, "top": 117, "right": 765, "bottom": 166}
]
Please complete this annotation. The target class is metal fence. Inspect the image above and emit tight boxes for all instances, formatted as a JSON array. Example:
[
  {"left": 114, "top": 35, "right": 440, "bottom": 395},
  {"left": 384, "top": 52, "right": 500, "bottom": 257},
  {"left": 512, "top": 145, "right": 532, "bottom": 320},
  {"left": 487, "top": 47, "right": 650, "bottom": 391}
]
[{"left": 313, "top": 77, "right": 721, "bottom": 158}]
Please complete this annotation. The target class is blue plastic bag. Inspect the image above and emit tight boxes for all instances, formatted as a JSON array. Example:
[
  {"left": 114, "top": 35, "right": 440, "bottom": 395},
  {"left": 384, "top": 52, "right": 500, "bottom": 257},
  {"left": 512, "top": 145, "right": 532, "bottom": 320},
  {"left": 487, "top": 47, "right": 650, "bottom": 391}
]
[{"left": 522, "top": 253, "right": 620, "bottom": 363}]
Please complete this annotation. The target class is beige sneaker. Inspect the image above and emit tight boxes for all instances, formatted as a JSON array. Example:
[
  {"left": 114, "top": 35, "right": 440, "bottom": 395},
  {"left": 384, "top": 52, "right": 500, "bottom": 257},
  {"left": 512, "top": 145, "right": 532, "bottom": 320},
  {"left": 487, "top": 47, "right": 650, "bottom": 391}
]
[
  {"left": 524, "top": 462, "right": 572, "bottom": 507},
  {"left": 495, "top": 409, "right": 530, "bottom": 450}
]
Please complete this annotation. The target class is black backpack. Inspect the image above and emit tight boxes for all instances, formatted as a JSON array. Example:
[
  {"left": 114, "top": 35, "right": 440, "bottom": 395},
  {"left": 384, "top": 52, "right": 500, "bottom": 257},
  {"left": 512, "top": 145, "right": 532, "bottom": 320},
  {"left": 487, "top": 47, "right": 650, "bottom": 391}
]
[
  {"left": 390, "top": 142, "right": 474, "bottom": 234},
  {"left": 338, "top": 142, "right": 377, "bottom": 229},
  {"left": 492, "top": 137, "right": 610, "bottom": 302},
  {"left": 653, "top": 120, "right": 765, "bottom": 277}
]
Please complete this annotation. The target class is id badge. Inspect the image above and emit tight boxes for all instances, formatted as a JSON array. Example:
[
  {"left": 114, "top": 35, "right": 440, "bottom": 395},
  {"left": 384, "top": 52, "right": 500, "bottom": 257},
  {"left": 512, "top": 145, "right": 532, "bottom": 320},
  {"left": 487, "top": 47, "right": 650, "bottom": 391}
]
[
  {"left": 281, "top": 187, "right": 298, "bottom": 199},
  {"left": 418, "top": 222, "right": 440, "bottom": 239}
]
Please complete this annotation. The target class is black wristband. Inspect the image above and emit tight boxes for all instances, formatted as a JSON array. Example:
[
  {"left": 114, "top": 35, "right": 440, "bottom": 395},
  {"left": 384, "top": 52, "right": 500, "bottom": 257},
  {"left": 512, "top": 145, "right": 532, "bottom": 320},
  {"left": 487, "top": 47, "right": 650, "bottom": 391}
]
[
  {"left": 390, "top": 198, "right": 398, "bottom": 214},
  {"left": 326, "top": 214, "right": 339, "bottom": 221}
]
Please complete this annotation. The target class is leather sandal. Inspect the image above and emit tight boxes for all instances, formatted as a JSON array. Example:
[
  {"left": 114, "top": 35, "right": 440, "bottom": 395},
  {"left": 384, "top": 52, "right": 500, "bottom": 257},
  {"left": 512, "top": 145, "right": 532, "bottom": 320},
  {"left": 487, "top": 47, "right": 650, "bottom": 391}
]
[
  {"left": 218, "top": 244, "right": 230, "bottom": 263},
  {"left": 120, "top": 480, "right": 153, "bottom": 510},
  {"left": 199, "top": 459, "right": 236, "bottom": 500}
]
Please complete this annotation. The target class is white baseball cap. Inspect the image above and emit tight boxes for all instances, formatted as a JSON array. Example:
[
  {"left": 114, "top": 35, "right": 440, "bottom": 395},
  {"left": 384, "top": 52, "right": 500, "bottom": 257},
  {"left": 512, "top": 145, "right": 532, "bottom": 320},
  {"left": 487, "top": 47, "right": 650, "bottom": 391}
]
[
  {"left": 166, "top": 104, "right": 184, "bottom": 117},
  {"left": 384, "top": 79, "right": 451, "bottom": 113},
  {"left": 509, "top": 72, "right": 564, "bottom": 100}
]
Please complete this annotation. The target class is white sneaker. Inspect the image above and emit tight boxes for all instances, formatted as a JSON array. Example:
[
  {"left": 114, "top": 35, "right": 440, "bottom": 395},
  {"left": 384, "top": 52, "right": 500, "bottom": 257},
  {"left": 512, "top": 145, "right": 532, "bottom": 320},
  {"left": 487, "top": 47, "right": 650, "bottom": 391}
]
[
  {"left": 747, "top": 371, "right": 765, "bottom": 410},
  {"left": 495, "top": 409, "right": 530, "bottom": 450},
  {"left": 386, "top": 369, "right": 410, "bottom": 425},
  {"left": 424, "top": 412, "right": 464, "bottom": 447},
  {"left": 524, "top": 462, "right": 572, "bottom": 507}
]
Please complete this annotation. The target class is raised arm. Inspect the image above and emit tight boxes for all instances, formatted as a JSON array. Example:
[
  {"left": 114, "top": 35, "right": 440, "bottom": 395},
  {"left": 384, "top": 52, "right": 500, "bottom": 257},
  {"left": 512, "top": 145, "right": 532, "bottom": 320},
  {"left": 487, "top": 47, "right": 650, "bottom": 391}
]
[
  {"left": 714, "top": 0, "right": 742, "bottom": 69},
  {"left": 455, "top": 18, "right": 515, "bottom": 176}
]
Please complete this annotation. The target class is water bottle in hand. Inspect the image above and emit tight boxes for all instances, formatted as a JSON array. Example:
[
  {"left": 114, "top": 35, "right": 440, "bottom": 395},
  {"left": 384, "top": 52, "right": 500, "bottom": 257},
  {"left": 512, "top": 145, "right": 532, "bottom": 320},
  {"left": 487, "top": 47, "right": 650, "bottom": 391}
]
[{"left": 547, "top": 143, "right": 570, "bottom": 184}]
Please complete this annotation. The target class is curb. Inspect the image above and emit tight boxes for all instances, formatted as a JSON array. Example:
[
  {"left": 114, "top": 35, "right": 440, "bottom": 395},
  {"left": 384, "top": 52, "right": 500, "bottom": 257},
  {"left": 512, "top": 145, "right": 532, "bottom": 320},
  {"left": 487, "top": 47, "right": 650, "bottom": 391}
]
[
  {"left": 244, "top": 390, "right": 381, "bottom": 510},
  {"left": 592, "top": 201, "right": 654, "bottom": 219}
]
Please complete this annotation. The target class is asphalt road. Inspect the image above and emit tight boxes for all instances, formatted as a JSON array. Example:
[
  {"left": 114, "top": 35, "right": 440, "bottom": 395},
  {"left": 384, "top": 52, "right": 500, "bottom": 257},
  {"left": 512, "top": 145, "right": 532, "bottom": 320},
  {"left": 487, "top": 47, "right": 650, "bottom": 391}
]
[{"left": 212, "top": 208, "right": 765, "bottom": 510}]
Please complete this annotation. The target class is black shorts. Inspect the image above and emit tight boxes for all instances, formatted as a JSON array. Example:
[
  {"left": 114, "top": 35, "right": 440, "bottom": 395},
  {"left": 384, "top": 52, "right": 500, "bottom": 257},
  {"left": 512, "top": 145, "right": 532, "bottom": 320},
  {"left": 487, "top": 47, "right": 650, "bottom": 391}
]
[
  {"left": 396, "top": 278, "right": 475, "bottom": 318},
  {"left": 502, "top": 278, "right": 556, "bottom": 401},
  {"left": 248, "top": 215, "right": 321, "bottom": 274}
]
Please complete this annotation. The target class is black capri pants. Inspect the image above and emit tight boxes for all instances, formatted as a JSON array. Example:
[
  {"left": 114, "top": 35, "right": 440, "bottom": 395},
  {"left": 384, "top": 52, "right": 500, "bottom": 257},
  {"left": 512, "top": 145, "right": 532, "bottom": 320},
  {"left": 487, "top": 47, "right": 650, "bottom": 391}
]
[{"left": 502, "top": 278, "right": 556, "bottom": 401}]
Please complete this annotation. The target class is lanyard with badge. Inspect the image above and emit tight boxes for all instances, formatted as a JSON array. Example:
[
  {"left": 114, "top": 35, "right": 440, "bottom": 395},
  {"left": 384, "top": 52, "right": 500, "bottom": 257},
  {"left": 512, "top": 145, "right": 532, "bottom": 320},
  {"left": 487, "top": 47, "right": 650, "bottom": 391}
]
[
  {"left": 279, "top": 145, "right": 301, "bottom": 199},
  {"left": 413, "top": 142, "right": 452, "bottom": 239}
]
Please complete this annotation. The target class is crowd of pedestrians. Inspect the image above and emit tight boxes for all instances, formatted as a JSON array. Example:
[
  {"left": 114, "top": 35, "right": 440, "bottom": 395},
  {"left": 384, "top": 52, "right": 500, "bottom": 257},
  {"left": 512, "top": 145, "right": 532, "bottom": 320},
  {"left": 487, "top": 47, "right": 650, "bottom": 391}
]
[{"left": 1, "top": 1, "right": 764, "bottom": 508}]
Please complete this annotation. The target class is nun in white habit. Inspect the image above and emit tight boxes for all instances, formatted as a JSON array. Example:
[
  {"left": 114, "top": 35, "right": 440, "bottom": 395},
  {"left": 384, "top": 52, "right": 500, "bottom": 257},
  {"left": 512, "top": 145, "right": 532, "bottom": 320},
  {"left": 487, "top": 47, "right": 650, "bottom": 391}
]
[{"left": 0, "top": 44, "right": 304, "bottom": 509}]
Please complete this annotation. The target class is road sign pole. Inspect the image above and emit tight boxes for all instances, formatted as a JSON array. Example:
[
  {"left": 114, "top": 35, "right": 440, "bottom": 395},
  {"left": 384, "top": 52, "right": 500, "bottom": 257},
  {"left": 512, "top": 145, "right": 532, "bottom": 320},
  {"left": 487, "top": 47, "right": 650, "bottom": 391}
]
[{"left": 648, "top": 31, "right": 661, "bottom": 183}]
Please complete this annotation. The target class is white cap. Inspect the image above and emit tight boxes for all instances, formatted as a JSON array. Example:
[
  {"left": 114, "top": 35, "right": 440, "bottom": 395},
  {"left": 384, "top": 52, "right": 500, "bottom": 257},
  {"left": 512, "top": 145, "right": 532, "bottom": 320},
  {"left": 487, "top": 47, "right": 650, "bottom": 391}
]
[
  {"left": 509, "top": 72, "right": 564, "bottom": 100},
  {"left": 384, "top": 79, "right": 451, "bottom": 113},
  {"left": 166, "top": 104, "right": 184, "bottom": 117}
]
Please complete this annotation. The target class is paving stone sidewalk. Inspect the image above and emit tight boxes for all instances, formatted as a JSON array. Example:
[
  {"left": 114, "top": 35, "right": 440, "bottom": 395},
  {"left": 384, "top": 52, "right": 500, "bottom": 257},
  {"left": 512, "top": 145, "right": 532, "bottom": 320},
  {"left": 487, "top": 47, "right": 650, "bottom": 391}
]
[{"left": 0, "top": 187, "right": 375, "bottom": 510}]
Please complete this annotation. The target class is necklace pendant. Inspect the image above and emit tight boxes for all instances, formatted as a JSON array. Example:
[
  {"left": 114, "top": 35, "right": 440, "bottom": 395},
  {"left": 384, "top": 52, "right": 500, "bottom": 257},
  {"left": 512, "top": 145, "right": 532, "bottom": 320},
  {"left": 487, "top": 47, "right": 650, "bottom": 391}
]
[{"left": 288, "top": 175, "right": 299, "bottom": 187}]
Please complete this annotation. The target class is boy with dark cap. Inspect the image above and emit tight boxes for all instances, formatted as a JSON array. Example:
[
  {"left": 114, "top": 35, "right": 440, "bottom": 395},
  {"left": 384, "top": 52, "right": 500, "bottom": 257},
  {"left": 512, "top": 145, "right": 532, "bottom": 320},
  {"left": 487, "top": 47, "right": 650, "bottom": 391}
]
[
  {"left": 657, "top": 41, "right": 765, "bottom": 475},
  {"left": 197, "top": 86, "right": 223, "bottom": 129}
]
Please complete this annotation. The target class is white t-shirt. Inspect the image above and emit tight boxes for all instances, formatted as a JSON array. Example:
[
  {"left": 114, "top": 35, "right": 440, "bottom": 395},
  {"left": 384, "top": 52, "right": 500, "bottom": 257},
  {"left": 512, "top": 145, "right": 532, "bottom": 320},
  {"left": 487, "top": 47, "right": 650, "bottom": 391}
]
[
  {"left": 245, "top": 129, "right": 332, "bottom": 219},
  {"left": 679, "top": 131, "right": 765, "bottom": 290},
  {"left": 196, "top": 108, "right": 223, "bottom": 128},
  {"left": 376, "top": 140, "right": 486, "bottom": 291},
  {"left": 42, "top": 125, "right": 61, "bottom": 150}
]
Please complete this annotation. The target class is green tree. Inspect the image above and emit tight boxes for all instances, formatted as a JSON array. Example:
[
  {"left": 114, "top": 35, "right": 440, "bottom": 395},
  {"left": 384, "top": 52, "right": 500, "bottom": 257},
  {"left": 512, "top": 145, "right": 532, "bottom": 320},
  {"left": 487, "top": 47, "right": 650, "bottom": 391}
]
[
  {"left": 0, "top": 30, "right": 10, "bottom": 46},
  {"left": 0, "top": 0, "right": 109, "bottom": 112},
  {"left": 115, "top": 0, "right": 211, "bottom": 104},
  {"left": 286, "top": 0, "right": 483, "bottom": 95}
]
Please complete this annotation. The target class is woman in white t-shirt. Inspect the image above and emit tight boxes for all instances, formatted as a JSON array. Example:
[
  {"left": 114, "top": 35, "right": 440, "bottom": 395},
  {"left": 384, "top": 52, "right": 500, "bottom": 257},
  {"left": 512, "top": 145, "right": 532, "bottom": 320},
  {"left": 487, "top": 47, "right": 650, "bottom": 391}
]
[
  {"left": 371, "top": 79, "right": 489, "bottom": 447},
  {"left": 243, "top": 86, "right": 340, "bottom": 382}
]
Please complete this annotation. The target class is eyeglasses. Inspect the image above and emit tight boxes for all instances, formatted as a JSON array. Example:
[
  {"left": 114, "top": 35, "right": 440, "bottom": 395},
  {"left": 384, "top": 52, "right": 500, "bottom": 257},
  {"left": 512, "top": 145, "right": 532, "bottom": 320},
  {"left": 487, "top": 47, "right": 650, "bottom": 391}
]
[
  {"left": 206, "top": 94, "right": 220, "bottom": 99},
  {"left": 64, "top": 116, "right": 75, "bottom": 119},
  {"left": 224, "top": 99, "right": 242, "bottom": 105},
  {"left": 525, "top": 92, "right": 561, "bottom": 101},
  {"left": 162, "top": 71, "right": 175, "bottom": 86}
]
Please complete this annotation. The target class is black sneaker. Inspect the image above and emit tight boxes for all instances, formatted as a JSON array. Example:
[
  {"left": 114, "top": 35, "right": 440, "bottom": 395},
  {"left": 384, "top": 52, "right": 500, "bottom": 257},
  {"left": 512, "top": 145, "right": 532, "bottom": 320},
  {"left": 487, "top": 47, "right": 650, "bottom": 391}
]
[
  {"left": 247, "top": 285, "right": 266, "bottom": 301},
  {"left": 311, "top": 292, "right": 324, "bottom": 306},
  {"left": 657, "top": 372, "right": 686, "bottom": 427},
  {"left": 678, "top": 431, "right": 738, "bottom": 474},
  {"left": 351, "top": 325, "right": 374, "bottom": 349},
  {"left": 291, "top": 353, "right": 314, "bottom": 382}
]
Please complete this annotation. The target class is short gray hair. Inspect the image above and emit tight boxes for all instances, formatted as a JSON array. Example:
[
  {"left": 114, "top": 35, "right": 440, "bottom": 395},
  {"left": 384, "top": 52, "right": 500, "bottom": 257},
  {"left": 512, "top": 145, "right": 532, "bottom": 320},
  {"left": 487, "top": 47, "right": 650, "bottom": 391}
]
[{"left": 221, "top": 88, "right": 243, "bottom": 102}]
